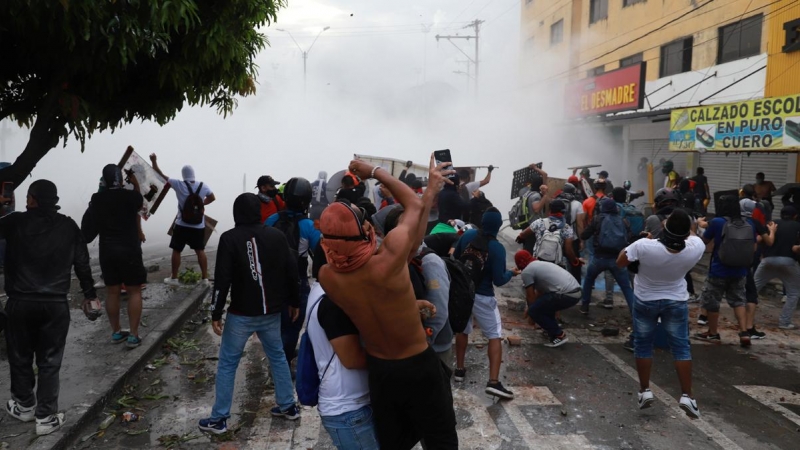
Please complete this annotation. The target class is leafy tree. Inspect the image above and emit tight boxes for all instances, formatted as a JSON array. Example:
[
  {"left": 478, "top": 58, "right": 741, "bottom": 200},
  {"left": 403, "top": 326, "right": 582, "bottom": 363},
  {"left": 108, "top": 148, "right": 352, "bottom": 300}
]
[{"left": 0, "top": 0, "right": 283, "bottom": 186}]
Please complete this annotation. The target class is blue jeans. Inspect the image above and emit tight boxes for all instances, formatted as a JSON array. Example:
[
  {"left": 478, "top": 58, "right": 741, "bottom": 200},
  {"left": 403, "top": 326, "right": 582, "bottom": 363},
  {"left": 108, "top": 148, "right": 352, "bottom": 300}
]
[
  {"left": 282, "top": 277, "right": 310, "bottom": 363},
  {"left": 528, "top": 292, "right": 580, "bottom": 339},
  {"left": 581, "top": 256, "right": 635, "bottom": 312},
  {"left": 321, "top": 405, "right": 380, "bottom": 450},
  {"left": 211, "top": 313, "right": 295, "bottom": 420},
  {"left": 633, "top": 297, "right": 691, "bottom": 360}
]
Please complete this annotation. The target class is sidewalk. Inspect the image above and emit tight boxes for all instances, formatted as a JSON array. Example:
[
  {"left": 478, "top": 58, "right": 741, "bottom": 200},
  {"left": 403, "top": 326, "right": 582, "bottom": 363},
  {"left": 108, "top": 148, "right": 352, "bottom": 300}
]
[{"left": 0, "top": 280, "right": 210, "bottom": 450}]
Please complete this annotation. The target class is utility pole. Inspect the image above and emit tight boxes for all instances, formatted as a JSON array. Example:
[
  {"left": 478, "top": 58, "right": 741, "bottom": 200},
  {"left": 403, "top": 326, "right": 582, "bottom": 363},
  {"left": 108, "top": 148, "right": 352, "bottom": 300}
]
[
  {"left": 455, "top": 60, "right": 472, "bottom": 94},
  {"left": 435, "top": 19, "right": 483, "bottom": 97}
]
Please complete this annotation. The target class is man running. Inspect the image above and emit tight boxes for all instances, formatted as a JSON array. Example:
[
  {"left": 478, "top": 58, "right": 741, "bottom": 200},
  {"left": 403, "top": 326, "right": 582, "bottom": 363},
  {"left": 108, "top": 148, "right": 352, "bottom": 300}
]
[{"left": 319, "top": 155, "right": 458, "bottom": 449}]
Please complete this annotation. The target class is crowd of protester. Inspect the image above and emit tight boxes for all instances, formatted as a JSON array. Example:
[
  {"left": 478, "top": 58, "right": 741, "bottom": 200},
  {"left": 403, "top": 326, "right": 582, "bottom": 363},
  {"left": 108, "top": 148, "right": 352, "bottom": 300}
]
[{"left": 1, "top": 154, "right": 797, "bottom": 448}]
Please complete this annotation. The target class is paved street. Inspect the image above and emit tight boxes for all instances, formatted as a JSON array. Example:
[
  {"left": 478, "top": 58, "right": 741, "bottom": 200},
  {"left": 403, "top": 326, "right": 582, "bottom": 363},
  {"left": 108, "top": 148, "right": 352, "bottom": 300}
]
[{"left": 66, "top": 234, "right": 800, "bottom": 450}]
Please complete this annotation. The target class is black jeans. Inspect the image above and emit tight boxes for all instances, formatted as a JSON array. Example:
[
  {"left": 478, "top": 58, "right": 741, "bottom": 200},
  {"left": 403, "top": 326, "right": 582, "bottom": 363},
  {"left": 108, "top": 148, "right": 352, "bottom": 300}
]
[
  {"left": 5, "top": 299, "right": 70, "bottom": 418},
  {"left": 528, "top": 292, "right": 581, "bottom": 339}
]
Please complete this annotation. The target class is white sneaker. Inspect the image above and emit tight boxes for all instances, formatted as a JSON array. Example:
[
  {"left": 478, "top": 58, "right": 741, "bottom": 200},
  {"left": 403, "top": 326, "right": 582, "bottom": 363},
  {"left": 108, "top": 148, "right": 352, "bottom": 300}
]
[
  {"left": 679, "top": 395, "right": 700, "bottom": 418},
  {"left": 163, "top": 277, "right": 181, "bottom": 286},
  {"left": 782, "top": 295, "right": 788, "bottom": 303},
  {"left": 200, "top": 279, "right": 211, "bottom": 287},
  {"left": 36, "top": 412, "right": 65, "bottom": 436},
  {"left": 638, "top": 389, "right": 654, "bottom": 409},
  {"left": 93, "top": 279, "right": 106, "bottom": 288},
  {"left": 6, "top": 399, "right": 35, "bottom": 422},
  {"left": 778, "top": 324, "right": 797, "bottom": 330}
]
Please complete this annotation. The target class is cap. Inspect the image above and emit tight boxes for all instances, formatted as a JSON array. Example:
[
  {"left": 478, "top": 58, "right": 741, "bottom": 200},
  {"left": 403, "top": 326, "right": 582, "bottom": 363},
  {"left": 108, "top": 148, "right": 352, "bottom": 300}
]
[
  {"left": 256, "top": 175, "right": 280, "bottom": 188},
  {"left": 597, "top": 170, "right": 609, "bottom": 178}
]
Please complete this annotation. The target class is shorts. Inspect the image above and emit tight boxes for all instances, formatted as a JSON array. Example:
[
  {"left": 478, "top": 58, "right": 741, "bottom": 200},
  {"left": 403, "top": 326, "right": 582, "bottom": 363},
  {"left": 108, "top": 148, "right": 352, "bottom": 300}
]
[
  {"left": 170, "top": 224, "right": 205, "bottom": 251},
  {"left": 366, "top": 347, "right": 457, "bottom": 449},
  {"left": 462, "top": 294, "right": 503, "bottom": 339},
  {"left": 100, "top": 250, "right": 147, "bottom": 286},
  {"left": 633, "top": 297, "right": 691, "bottom": 361},
  {"left": 700, "top": 276, "right": 746, "bottom": 312}
]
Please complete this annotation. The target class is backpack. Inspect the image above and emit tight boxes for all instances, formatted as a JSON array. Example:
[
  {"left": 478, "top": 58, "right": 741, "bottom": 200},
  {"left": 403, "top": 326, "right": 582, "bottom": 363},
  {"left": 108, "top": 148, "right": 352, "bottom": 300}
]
[
  {"left": 554, "top": 194, "right": 574, "bottom": 226},
  {"left": 717, "top": 218, "right": 755, "bottom": 268},
  {"left": 413, "top": 249, "right": 476, "bottom": 334},
  {"left": 596, "top": 213, "right": 629, "bottom": 253},
  {"left": 534, "top": 218, "right": 564, "bottom": 264},
  {"left": 273, "top": 211, "right": 302, "bottom": 255},
  {"left": 295, "top": 297, "right": 336, "bottom": 407},
  {"left": 459, "top": 235, "right": 493, "bottom": 286},
  {"left": 509, "top": 191, "right": 535, "bottom": 230},
  {"left": 181, "top": 181, "right": 205, "bottom": 225},
  {"left": 619, "top": 203, "right": 645, "bottom": 238}
]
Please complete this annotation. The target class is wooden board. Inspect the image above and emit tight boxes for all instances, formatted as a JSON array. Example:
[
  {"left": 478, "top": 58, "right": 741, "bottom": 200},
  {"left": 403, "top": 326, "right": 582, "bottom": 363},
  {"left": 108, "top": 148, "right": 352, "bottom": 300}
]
[
  {"left": 567, "top": 164, "right": 602, "bottom": 170},
  {"left": 118, "top": 146, "right": 170, "bottom": 221}
]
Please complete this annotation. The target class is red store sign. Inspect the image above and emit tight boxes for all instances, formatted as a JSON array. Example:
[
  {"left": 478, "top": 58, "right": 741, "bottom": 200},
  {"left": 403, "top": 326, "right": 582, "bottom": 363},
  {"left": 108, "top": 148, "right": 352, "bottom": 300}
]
[{"left": 565, "top": 62, "right": 646, "bottom": 118}]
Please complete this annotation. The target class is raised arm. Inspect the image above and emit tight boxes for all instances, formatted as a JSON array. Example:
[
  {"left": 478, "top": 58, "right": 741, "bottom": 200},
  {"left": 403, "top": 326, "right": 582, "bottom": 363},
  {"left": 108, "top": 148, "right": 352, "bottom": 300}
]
[
  {"left": 479, "top": 166, "right": 494, "bottom": 187},
  {"left": 149, "top": 153, "right": 169, "bottom": 181}
]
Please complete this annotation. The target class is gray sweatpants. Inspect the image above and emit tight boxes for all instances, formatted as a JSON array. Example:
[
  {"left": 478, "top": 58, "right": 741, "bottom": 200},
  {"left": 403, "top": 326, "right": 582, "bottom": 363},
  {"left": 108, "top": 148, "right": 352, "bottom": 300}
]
[{"left": 754, "top": 256, "right": 800, "bottom": 327}]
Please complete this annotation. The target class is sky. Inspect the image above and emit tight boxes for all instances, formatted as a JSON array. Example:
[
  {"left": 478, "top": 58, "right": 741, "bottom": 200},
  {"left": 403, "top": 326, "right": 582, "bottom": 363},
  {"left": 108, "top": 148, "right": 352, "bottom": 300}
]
[{"left": 0, "top": 0, "right": 620, "bottom": 250}]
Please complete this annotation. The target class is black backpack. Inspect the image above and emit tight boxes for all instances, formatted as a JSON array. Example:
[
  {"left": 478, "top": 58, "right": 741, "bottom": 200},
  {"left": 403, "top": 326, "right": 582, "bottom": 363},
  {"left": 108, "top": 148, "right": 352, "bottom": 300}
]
[
  {"left": 717, "top": 217, "right": 755, "bottom": 268},
  {"left": 414, "top": 249, "right": 476, "bottom": 334},
  {"left": 181, "top": 181, "right": 205, "bottom": 225},
  {"left": 274, "top": 211, "right": 301, "bottom": 254},
  {"left": 459, "top": 235, "right": 493, "bottom": 286}
]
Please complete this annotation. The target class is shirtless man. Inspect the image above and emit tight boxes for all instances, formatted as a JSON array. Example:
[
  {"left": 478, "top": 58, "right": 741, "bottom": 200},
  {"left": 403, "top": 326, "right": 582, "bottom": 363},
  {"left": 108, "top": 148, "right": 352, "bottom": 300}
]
[{"left": 319, "top": 155, "right": 458, "bottom": 450}]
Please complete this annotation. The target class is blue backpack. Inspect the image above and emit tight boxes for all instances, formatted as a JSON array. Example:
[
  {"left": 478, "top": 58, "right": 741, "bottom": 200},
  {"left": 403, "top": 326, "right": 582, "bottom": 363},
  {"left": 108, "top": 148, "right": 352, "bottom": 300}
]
[
  {"left": 618, "top": 203, "right": 645, "bottom": 238},
  {"left": 295, "top": 297, "right": 335, "bottom": 407},
  {"left": 596, "top": 213, "right": 629, "bottom": 253}
]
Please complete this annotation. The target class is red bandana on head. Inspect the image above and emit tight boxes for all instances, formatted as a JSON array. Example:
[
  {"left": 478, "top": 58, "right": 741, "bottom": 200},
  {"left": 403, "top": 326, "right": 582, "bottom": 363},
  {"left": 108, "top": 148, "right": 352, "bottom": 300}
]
[{"left": 320, "top": 203, "right": 377, "bottom": 273}]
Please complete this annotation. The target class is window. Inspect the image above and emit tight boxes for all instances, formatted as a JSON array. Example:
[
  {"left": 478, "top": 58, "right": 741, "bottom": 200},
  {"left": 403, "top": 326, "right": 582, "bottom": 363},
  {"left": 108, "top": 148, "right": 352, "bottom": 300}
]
[
  {"left": 718, "top": 14, "right": 763, "bottom": 63},
  {"left": 551, "top": 20, "right": 564, "bottom": 45},
  {"left": 620, "top": 52, "right": 643, "bottom": 67},
  {"left": 590, "top": 0, "right": 608, "bottom": 24},
  {"left": 660, "top": 37, "right": 693, "bottom": 77},
  {"left": 587, "top": 66, "right": 606, "bottom": 77},
  {"left": 623, "top": 0, "right": 645, "bottom": 6}
]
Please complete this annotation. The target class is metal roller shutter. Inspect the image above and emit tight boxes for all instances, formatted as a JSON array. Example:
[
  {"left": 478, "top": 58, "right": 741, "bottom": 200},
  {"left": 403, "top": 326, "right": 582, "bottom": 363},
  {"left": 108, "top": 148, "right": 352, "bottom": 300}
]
[
  {"left": 698, "top": 153, "right": 742, "bottom": 213},
  {"left": 698, "top": 153, "right": 791, "bottom": 214},
  {"left": 740, "top": 153, "right": 791, "bottom": 214}
]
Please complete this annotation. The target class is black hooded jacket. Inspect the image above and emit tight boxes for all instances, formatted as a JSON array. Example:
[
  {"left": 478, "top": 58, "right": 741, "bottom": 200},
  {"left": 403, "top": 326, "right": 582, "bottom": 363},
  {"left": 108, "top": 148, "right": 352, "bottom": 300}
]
[
  {"left": 212, "top": 194, "right": 300, "bottom": 321},
  {"left": 0, "top": 208, "right": 96, "bottom": 301}
]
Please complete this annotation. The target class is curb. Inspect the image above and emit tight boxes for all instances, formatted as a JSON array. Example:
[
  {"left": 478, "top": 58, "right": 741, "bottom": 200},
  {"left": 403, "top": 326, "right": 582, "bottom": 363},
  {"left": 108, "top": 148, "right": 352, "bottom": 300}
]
[{"left": 29, "top": 284, "right": 210, "bottom": 450}]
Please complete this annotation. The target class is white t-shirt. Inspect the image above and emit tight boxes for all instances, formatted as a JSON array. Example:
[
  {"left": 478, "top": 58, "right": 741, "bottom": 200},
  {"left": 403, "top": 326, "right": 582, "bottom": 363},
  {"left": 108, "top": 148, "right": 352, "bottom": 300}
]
[
  {"left": 169, "top": 178, "right": 213, "bottom": 229},
  {"left": 464, "top": 181, "right": 481, "bottom": 197},
  {"left": 305, "top": 283, "right": 370, "bottom": 417},
  {"left": 569, "top": 200, "right": 583, "bottom": 228},
  {"left": 624, "top": 236, "right": 705, "bottom": 301}
]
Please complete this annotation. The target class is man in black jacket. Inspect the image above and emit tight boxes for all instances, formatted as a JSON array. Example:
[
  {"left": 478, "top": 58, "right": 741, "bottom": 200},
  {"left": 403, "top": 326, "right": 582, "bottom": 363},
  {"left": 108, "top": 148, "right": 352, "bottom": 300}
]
[
  {"left": 0, "top": 180, "right": 97, "bottom": 436},
  {"left": 198, "top": 193, "right": 301, "bottom": 435}
]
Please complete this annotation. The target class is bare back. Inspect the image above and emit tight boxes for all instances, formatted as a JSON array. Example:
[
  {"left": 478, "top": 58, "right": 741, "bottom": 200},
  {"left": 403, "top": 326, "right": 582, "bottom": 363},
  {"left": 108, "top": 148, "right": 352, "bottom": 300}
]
[{"left": 319, "top": 250, "right": 428, "bottom": 360}]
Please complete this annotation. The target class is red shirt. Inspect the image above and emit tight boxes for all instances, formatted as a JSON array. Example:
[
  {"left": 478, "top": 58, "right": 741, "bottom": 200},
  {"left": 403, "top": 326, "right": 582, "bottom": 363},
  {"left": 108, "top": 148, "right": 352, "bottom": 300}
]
[
  {"left": 259, "top": 196, "right": 285, "bottom": 223},
  {"left": 582, "top": 192, "right": 605, "bottom": 222}
]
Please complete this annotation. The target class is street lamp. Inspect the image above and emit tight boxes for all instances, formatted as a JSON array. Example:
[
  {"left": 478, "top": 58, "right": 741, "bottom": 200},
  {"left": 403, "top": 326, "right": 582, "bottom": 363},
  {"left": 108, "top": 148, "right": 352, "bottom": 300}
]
[{"left": 276, "top": 26, "right": 330, "bottom": 96}]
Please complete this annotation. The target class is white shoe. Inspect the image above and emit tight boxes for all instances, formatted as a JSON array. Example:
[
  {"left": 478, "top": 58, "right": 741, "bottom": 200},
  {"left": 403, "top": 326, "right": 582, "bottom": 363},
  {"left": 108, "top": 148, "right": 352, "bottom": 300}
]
[
  {"left": 778, "top": 324, "right": 797, "bottom": 330},
  {"left": 6, "top": 399, "right": 35, "bottom": 422},
  {"left": 638, "top": 389, "right": 654, "bottom": 410},
  {"left": 679, "top": 395, "right": 700, "bottom": 418},
  {"left": 781, "top": 295, "right": 787, "bottom": 304},
  {"left": 93, "top": 279, "right": 106, "bottom": 288},
  {"left": 36, "top": 413, "right": 65, "bottom": 436},
  {"left": 163, "top": 277, "right": 181, "bottom": 286},
  {"left": 200, "top": 279, "right": 211, "bottom": 287}
]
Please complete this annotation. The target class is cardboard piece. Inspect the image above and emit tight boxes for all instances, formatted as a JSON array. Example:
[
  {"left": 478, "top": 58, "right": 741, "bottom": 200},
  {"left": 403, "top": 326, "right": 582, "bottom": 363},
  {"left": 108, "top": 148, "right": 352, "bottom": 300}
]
[
  {"left": 167, "top": 215, "right": 218, "bottom": 247},
  {"left": 118, "top": 146, "right": 170, "bottom": 220}
]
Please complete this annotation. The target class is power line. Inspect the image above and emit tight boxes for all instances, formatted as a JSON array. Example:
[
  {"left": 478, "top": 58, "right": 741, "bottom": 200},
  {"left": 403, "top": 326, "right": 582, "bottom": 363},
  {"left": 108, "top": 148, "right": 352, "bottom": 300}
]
[
  {"left": 446, "top": 0, "right": 480, "bottom": 29},
  {"left": 520, "top": 0, "right": 793, "bottom": 89}
]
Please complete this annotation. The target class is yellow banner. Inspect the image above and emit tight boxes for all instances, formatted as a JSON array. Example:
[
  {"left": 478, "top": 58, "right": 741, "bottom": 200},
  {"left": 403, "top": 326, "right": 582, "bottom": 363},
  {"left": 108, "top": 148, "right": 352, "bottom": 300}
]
[{"left": 669, "top": 94, "right": 800, "bottom": 152}]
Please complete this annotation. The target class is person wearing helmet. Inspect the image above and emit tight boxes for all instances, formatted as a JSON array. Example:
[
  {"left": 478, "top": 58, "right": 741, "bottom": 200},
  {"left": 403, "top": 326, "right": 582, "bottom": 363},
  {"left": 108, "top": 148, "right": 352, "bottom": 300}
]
[
  {"left": 623, "top": 180, "right": 645, "bottom": 205},
  {"left": 266, "top": 177, "right": 322, "bottom": 365},
  {"left": 644, "top": 188, "right": 680, "bottom": 239},
  {"left": 662, "top": 160, "right": 681, "bottom": 189}
]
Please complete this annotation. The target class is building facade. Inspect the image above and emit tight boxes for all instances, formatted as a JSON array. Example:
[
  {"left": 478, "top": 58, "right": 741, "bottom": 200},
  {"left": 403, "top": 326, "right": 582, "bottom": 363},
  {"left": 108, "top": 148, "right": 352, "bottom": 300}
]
[{"left": 522, "top": 0, "right": 800, "bottom": 211}]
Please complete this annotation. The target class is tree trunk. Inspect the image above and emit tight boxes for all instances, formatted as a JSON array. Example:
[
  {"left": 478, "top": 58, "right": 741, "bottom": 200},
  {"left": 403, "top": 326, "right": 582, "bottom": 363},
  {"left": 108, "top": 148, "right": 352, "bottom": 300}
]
[{"left": 0, "top": 97, "right": 62, "bottom": 188}]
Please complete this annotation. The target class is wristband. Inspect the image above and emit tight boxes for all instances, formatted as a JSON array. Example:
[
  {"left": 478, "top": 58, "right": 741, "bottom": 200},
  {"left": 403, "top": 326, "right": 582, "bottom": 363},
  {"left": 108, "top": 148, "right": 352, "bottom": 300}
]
[{"left": 370, "top": 166, "right": 381, "bottom": 179}]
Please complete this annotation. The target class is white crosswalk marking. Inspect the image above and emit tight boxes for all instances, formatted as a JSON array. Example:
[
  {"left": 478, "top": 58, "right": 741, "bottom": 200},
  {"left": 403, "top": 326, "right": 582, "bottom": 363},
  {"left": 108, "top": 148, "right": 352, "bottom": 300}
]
[
  {"left": 735, "top": 385, "right": 800, "bottom": 427},
  {"left": 592, "top": 344, "right": 745, "bottom": 450}
]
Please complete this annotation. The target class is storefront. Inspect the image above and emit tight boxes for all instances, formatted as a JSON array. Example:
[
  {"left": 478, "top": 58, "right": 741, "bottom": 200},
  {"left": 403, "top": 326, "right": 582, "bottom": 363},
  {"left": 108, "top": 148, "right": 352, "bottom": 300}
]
[{"left": 670, "top": 94, "right": 800, "bottom": 212}]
